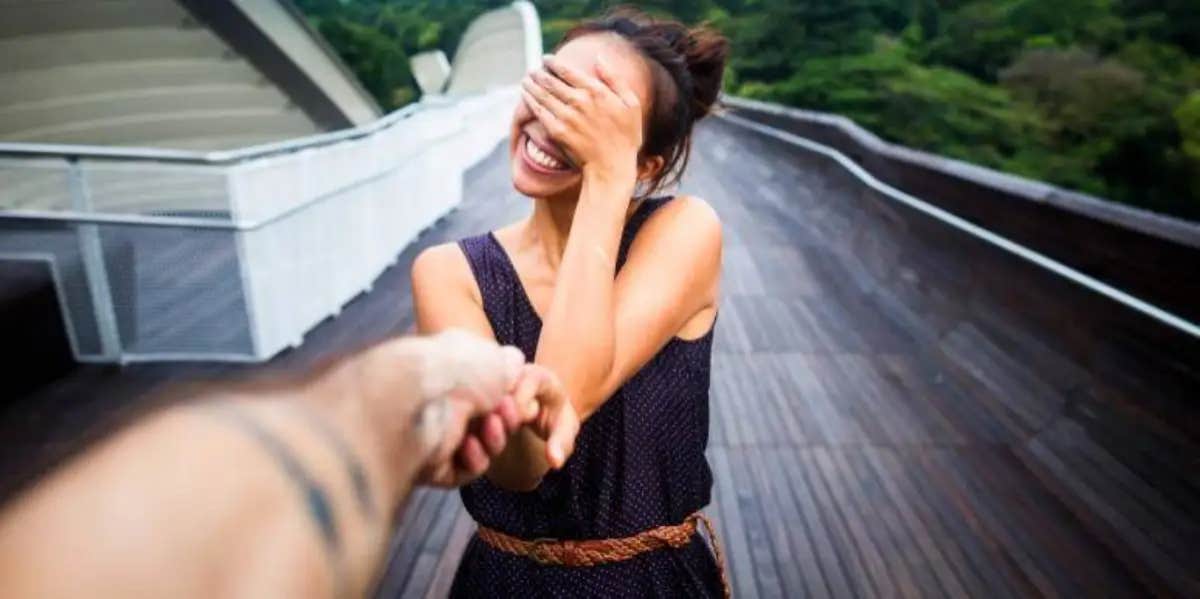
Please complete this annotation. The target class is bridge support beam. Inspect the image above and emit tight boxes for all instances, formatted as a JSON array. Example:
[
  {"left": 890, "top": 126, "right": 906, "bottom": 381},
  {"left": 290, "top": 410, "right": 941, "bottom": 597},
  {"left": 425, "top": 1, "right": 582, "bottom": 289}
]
[{"left": 69, "top": 163, "right": 122, "bottom": 362}]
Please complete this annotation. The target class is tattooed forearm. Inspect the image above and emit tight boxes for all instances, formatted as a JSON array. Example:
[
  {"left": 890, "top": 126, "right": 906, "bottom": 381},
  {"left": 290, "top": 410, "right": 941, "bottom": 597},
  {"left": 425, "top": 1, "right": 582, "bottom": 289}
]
[
  {"left": 293, "top": 404, "right": 376, "bottom": 520},
  {"left": 206, "top": 404, "right": 346, "bottom": 595}
]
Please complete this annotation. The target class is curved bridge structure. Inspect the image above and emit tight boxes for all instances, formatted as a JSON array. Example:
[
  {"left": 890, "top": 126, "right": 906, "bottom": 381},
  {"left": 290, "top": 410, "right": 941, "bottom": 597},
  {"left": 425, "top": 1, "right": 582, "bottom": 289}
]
[
  {"left": 0, "top": 0, "right": 380, "bottom": 150},
  {"left": 0, "top": 2, "right": 1197, "bottom": 598}
]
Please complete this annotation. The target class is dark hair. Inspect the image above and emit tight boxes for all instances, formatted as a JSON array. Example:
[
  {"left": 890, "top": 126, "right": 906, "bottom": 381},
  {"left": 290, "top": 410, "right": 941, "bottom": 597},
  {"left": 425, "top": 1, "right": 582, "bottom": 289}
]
[{"left": 560, "top": 7, "right": 729, "bottom": 196}]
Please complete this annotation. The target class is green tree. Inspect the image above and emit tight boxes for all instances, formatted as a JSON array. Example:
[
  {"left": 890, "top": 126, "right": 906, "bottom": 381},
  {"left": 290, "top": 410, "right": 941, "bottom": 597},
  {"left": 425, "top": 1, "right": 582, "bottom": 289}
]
[
  {"left": 1177, "top": 91, "right": 1200, "bottom": 198},
  {"left": 295, "top": 0, "right": 1200, "bottom": 221}
]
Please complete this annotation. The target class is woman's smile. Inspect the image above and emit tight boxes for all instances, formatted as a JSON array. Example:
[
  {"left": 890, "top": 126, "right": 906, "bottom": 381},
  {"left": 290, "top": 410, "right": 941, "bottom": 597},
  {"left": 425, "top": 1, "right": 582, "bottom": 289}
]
[{"left": 519, "top": 130, "right": 575, "bottom": 175}]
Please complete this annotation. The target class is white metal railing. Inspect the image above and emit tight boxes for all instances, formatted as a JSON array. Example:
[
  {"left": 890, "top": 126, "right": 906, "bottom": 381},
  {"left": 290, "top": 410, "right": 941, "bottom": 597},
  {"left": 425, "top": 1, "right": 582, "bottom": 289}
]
[
  {"left": 1, "top": 0, "right": 540, "bottom": 364},
  {"left": 0, "top": 89, "right": 519, "bottom": 363}
]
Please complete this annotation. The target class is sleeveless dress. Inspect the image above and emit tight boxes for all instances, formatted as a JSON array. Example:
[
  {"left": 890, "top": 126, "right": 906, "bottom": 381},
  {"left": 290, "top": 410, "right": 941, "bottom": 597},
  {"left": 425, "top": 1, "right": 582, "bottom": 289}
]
[{"left": 448, "top": 197, "right": 723, "bottom": 598}]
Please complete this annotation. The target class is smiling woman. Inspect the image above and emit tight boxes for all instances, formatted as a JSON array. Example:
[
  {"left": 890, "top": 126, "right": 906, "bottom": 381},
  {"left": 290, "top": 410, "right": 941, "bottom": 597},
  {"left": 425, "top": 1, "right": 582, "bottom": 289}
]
[{"left": 409, "top": 6, "right": 731, "bottom": 598}]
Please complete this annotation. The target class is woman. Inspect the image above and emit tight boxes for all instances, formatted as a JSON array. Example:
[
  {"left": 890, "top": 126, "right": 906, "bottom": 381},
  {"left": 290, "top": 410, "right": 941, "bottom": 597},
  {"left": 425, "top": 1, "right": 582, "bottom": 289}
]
[{"left": 412, "top": 8, "right": 729, "bottom": 597}]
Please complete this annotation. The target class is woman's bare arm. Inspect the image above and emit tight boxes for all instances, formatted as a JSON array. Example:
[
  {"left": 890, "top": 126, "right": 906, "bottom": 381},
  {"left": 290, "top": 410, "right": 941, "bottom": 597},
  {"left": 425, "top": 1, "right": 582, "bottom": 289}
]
[{"left": 588, "top": 195, "right": 722, "bottom": 407}]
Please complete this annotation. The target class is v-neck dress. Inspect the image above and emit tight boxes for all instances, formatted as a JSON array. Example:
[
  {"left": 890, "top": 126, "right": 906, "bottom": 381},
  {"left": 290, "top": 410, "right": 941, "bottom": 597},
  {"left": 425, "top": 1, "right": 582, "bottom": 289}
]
[{"left": 446, "top": 197, "right": 723, "bottom": 598}]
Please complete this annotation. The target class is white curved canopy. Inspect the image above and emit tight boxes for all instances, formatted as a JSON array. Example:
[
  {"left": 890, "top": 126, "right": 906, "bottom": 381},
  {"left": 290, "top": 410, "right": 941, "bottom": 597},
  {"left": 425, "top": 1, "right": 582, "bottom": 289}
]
[
  {"left": 446, "top": 1, "right": 542, "bottom": 95},
  {"left": 0, "top": 0, "right": 380, "bottom": 150}
]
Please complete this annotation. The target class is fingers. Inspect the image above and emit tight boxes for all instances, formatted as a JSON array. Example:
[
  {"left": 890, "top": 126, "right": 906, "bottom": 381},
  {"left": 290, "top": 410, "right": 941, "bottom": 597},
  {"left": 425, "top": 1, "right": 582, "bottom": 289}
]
[
  {"left": 492, "top": 394, "right": 522, "bottom": 433},
  {"left": 542, "top": 55, "right": 603, "bottom": 93},
  {"left": 531, "top": 68, "right": 587, "bottom": 111},
  {"left": 454, "top": 435, "right": 490, "bottom": 477},
  {"left": 546, "top": 405, "right": 580, "bottom": 469},
  {"left": 510, "top": 366, "right": 546, "bottom": 421},
  {"left": 521, "top": 77, "right": 572, "bottom": 126},
  {"left": 521, "top": 88, "right": 567, "bottom": 134},
  {"left": 595, "top": 53, "right": 640, "bottom": 108},
  {"left": 479, "top": 413, "right": 507, "bottom": 455}
]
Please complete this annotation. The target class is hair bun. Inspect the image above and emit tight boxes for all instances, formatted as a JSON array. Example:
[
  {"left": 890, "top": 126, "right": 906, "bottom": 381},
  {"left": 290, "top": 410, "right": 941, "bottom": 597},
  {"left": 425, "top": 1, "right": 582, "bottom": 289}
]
[{"left": 681, "top": 25, "right": 729, "bottom": 122}]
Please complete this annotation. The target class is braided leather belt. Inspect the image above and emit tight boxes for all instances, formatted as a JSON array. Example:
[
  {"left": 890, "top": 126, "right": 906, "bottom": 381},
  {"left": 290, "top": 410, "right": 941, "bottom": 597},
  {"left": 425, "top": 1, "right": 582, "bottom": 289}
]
[{"left": 476, "top": 511, "right": 731, "bottom": 598}]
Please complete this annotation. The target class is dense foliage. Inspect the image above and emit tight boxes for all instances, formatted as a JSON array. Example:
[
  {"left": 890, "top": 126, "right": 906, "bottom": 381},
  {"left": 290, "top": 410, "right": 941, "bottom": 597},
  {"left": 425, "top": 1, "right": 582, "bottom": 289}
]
[{"left": 295, "top": 0, "right": 1200, "bottom": 221}]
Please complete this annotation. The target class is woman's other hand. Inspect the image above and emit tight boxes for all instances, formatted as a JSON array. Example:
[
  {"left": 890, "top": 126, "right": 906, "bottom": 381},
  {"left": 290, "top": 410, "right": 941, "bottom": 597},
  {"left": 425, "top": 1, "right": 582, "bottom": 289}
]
[{"left": 510, "top": 364, "right": 580, "bottom": 470}]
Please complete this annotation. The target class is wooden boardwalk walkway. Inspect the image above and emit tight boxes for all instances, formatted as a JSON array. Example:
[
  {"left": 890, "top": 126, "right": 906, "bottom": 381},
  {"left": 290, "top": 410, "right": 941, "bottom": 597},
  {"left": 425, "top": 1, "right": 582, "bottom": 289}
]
[
  {"left": 2, "top": 117, "right": 1197, "bottom": 598},
  {"left": 374, "top": 119, "right": 1200, "bottom": 598}
]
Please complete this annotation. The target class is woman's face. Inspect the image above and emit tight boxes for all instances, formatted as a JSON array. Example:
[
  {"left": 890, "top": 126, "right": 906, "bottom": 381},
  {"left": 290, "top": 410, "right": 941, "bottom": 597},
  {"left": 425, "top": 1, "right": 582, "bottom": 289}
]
[{"left": 509, "top": 34, "right": 654, "bottom": 200}]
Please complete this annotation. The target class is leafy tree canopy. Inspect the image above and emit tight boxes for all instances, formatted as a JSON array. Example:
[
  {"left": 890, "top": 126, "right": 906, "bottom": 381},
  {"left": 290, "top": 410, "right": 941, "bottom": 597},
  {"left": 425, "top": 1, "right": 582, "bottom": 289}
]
[{"left": 296, "top": 0, "right": 1200, "bottom": 221}]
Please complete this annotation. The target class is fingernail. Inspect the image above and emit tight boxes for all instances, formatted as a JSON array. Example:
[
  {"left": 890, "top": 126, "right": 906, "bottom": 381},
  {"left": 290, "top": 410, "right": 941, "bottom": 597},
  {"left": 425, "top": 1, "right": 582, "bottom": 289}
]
[{"left": 549, "top": 444, "right": 563, "bottom": 467}]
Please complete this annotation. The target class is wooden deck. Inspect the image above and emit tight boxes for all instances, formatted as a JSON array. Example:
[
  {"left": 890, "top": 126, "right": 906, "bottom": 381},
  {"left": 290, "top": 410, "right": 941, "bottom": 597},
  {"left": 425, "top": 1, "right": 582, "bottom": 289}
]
[{"left": 2, "top": 118, "right": 1198, "bottom": 598}]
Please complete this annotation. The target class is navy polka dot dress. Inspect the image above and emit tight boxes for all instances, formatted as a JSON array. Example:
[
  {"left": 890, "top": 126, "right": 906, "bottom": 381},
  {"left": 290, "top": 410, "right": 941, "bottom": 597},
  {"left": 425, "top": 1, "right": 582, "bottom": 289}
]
[{"left": 448, "top": 198, "right": 723, "bottom": 598}]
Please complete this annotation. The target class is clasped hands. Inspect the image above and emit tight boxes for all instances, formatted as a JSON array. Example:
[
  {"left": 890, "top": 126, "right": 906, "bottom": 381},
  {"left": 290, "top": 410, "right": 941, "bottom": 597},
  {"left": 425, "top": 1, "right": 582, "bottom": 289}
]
[{"left": 357, "top": 330, "right": 579, "bottom": 489}]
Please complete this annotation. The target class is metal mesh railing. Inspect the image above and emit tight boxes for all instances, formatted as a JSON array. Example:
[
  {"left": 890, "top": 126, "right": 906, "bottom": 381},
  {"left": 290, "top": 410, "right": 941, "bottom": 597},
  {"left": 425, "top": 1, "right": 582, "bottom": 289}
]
[{"left": 0, "top": 89, "right": 518, "bottom": 363}]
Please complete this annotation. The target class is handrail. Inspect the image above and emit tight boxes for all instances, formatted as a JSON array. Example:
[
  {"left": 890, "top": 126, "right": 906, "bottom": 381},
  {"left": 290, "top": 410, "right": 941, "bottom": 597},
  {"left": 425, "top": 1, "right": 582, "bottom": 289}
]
[
  {"left": 722, "top": 95, "right": 1200, "bottom": 250},
  {"left": 0, "top": 92, "right": 488, "bottom": 228},
  {"left": 0, "top": 99, "right": 443, "bottom": 165},
  {"left": 722, "top": 112, "right": 1200, "bottom": 341}
]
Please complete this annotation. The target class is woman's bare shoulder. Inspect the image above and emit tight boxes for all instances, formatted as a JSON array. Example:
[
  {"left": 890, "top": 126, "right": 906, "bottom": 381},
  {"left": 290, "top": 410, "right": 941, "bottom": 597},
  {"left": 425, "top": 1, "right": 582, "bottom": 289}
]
[
  {"left": 637, "top": 194, "right": 722, "bottom": 251},
  {"left": 411, "top": 241, "right": 475, "bottom": 299}
]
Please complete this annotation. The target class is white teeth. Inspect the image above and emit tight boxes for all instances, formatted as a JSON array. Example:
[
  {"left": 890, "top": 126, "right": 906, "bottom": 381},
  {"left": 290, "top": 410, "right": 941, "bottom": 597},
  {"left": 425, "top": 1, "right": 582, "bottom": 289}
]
[{"left": 525, "top": 137, "right": 564, "bottom": 170}]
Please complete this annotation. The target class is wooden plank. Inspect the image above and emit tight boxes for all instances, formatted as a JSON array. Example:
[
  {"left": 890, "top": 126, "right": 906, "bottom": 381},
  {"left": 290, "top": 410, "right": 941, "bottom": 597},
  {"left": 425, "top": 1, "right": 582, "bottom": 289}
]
[
  {"left": 781, "top": 358, "right": 868, "bottom": 446},
  {"left": 903, "top": 448, "right": 1030, "bottom": 598},
  {"left": 376, "top": 490, "right": 451, "bottom": 597},
  {"left": 842, "top": 450, "right": 948, "bottom": 598},
  {"left": 975, "top": 440, "right": 1145, "bottom": 597},
  {"left": 710, "top": 447, "right": 760, "bottom": 599},
  {"left": 720, "top": 355, "right": 787, "bottom": 446},
  {"left": 873, "top": 354, "right": 972, "bottom": 445},
  {"left": 825, "top": 449, "right": 923, "bottom": 599},
  {"left": 810, "top": 447, "right": 895, "bottom": 599},
  {"left": 912, "top": 449, "right": 1042, "bottom": 597},
  {"left": 869, "top": 449, "right": 986, "bottom": 597},
  {"left": 938, "top": 323, "right": 1061, "bottom": 430},
  {"left": 710, "top": 361, "right": 751, "bottom": 448},
  {"left": 746, "top": 447, "right": 824, "bottom": 598},
  {"left": 1061, "top": 423, "right": 1198, "bottom": 564},
  {"left": 1023, "top": 435, "right": 1194, "bottom": 596},
  {"left": 708, "top": 369, "right": 743, "bottom": 448},
  {"left": 927, "top": 450, "right": 1063, "bottom": 597},
  {"left": 726, "top": 449, "right": 786, "bottom": 598},
  {"left": 776, "top": 448, "right": 860, "bottom": 599},
  {"left": 400, "top": 492, "right": 462, "bottom": 597},
  {"left": 422, "top": 508, "right": 473, "bottom": 599}
]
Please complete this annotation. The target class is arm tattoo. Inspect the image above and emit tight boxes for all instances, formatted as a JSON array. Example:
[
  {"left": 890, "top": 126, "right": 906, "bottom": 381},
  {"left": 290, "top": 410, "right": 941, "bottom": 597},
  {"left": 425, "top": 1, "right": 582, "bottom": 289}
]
[
  {"left": 206, "top": 404, "right": 347, "bottom": 596},
  {"left": 292, "top": 404, "right": 376, "bottom": 520}
]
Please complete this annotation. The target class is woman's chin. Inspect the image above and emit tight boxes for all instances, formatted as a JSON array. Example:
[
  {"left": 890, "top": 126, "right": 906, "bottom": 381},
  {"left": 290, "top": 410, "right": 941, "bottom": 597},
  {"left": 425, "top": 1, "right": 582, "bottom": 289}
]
[{"left": 511, "top": 164, "right": 577, "bottom": 199}]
